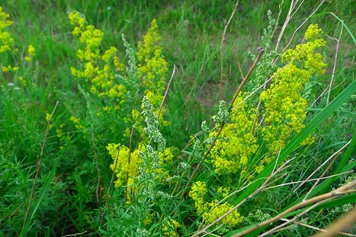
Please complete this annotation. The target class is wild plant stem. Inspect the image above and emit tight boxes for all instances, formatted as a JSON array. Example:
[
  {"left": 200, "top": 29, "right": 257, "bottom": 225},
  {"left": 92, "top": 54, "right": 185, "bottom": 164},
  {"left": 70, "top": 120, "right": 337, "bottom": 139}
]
[
  {"left": 21, "top": 101, "right": 59, "bottom": 234},
  {"left": 181, "top": 48, "right": 264, "bottom": 198}
]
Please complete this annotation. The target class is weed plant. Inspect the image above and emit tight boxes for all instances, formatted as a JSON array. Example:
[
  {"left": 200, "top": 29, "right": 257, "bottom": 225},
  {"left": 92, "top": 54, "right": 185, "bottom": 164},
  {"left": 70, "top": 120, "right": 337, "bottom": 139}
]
[{"left": 1, "top": 1, "right": 356, "bottom": 236}]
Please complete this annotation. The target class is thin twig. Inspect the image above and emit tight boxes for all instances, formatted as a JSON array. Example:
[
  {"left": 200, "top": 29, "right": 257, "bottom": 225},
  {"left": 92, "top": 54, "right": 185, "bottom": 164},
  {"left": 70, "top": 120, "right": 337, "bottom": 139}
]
[
  {"left": 280, "top": 1, "right": 325, "bottom": 55},
  {"left": 219, "top": 0, "right": 240, "bottom": 100},
  {"left": 235, "top": 51, "right": 245, "bottom": 79},
  {"left": 229, "top": 48, "right": 264, "bottom": 111},
  {"left": 327, "top": 25, "right": 343, "bottom": 105},
  {"left": 158, "top": 64, "right": 176, "bottom": 119},
  {"left": 181, "top": 123, "right": 225, "bottom": 198},
  {"left": 290, "top": 0, "right": 306, "bottom": 19},
  {"left": 102, "top": 144, "right": 121, "bottom": 218},
  {"left": 311, "top": 86, "right": 330, "bottom": 108},
  {"left": 312, "top": 206, "right": 356, "bottom": 237},
  {"left": 233, "top": 180, "right": 356, "bottom": 236},
  {"left": 275, "top": 0, "right": 295, "bottom": 52},
  {"left": 293, "top": 140, "right": 351, "bottom": 197},
  {"left": 192, "top": 156, "right": 292, "bottom": 237},
  {"left": 260, "top": 200, "right": 328, "bottom": 236},
  {"left": 280, "top": 218, "right": 356, "bottom": 236},
  {"left": 264, "top": 171, "right": 352, "bottom": 190},
  {"left": 181, "top": 49, "right": 264, "bottom": 198},
  {"left": 125, "top": 126, "right": 135, "bottom": 203},
  {"left": 22, "top": 101, "right": 59, "bottom": 232},
  {"left": 63, "top": 231, "right": 88, "bottom": 237},
  {"left": 91, "top": 133, "right": 102, "bottom": 217}
]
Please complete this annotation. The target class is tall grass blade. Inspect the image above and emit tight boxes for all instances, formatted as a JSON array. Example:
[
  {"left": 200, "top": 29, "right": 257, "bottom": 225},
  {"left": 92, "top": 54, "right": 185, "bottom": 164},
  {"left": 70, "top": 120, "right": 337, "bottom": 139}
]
[
  {"left": 19, "top": 156, "right": 61, "bottom": 237},
  {"left": 225, "top": 79, "right": 356, "bottom": 236}
]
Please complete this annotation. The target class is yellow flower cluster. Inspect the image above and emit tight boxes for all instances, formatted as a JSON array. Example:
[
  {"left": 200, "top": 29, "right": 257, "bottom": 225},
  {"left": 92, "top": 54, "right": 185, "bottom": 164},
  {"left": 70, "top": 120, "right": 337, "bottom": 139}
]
[
  {"left": 189, "top": 181, "right": 242, "bottom": 226},
  {"left": 69, "top": 13, "right": 169, "bottom": 145},
  {"left": 55, "top": 123, "right": 71, "bottom": 150},
  {"left": 0, "top": 6, "right": 18, "bottom": 72},
  {"left": 202, "top": 201, "right": 242, "bottom": 225},
  {"left": 70, "top": 116, "right": 84, "bottom": 130},
  {"left": 260, "top": 24, "right": 326, "bottom": 154},
  {"left": 0, "top": 6, "right": 15, "bottom": 53},
  {"left": 217, "top": 186, "right": 230, "bottom": 198},
  {"left": 69, "top": 11, "right": 126, "bottom": 103},
  {"left": 161, "top": 219, "right": 180, "bottom": 237},
  {"left": 2, "top": 64, "right": 18, "bottom": 72},
  {"left": 107, "top": 143, "right": 142, "bottom": 188},
  {"left": 107, "top": 142, "right": 175, "bottom": 189},
  {"left": 24, "top": 44, "right": 36, "bottom": 62},
  {"left": 209, "top": 95, "right": 259, "bottom": 174},
  {"left": 189, "top": 181, "right": 207, "bottom": 214},
  {"left": 136, "top": 19, "right": 168, "bottom": 124},
  {"left": 156, "top": 147, "right": 175, "bottom": 179}
]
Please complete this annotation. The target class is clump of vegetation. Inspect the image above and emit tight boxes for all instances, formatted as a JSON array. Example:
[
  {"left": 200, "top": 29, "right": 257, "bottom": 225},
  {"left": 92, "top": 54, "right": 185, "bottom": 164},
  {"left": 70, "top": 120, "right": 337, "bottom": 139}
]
[{"left": 1, "top": 1, "right": 355, "bottom": 236}]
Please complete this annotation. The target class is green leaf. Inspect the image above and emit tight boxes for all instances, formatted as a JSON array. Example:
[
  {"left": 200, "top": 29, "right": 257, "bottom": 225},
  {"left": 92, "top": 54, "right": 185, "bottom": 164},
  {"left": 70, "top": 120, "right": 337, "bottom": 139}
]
[
  {"left": 19, "top": 156, "right": 61, "bottom": 237},
  {"left": 225, "top": 79, "right": 356, "bottom": 237}
]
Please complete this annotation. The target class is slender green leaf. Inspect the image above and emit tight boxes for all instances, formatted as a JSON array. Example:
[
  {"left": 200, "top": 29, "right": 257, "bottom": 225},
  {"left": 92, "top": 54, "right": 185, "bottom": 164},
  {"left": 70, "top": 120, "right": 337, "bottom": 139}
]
[
  {"left": 225, "top": 79, "right": 356, "bottom": 236},
  {"left": 19, "top": 156, "right": 61, "bottom": 237},
  {"left": 328, "top": 12, "right": 356, "bottom": 45}
]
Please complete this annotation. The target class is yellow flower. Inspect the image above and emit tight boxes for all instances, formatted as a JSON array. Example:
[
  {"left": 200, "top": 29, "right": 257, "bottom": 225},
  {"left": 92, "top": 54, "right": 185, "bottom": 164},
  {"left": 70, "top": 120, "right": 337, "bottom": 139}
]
[
  {"left": 189, "top": 181, "right": 208, "bottom": 214},
  {"left": 69, "top": 11, "right": 126, "bottom": 107},
  {"left": 190, "top": 181, "right": 242, "bottom": 226},
  {"left": 260, "top": 24, "right": 326, "bottom": 155},
  {"left": 161, "top": 219, "right": 180, "bottom": 237},
  {"left": 25, "top": 44, "right": 36, "bottom": 61},
  {"left": 304, "top": 24, "right": 323, "bottom": 40},
  {"left": 2, "top": 65, "right": 19, "bottom": 72},
  {"left": 202, "top": 201, "right": 242, "bottom": 226},
  {"left": 209, "top": 95, "right": 259, "bottom": 174},
  {"left": 107, "top": 143, "right": 143, "bottom": 189},
  {"left": 0, "top": 7, "right": 16, "bottom": 53}
]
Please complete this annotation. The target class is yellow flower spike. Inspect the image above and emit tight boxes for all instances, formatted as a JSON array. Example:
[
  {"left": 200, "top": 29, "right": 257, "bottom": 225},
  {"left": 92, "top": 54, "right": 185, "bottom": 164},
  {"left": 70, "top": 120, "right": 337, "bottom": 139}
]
[
  {"left": 190, "top": 182, "right": 242, "bottom": 226},
  {"left": 209, "top": 94, "right": 259, "bottom": 174},
  {"left": 0, "top": 7, "right": 15, "bottom": 52},
  {"left": 202, "top": 202, "right": 242, "bottom": 226},
  {"left": 261, "top": 24, "right": 326, "bottom": 155},
  {"left": 136, "top": 19, "right": 169, "bottom": 129},
  {"left": 107, "top": 143, "right": 145, "bottom": 197},
  {"left": 102, "top": 46, "right": 118, "bottom": 62},
  {"left": 304, "top": 24, "right": 323, "bottom": 40},
  {"left": 161, "top": 219, "right": 180, "bottom": 237},
  {"left": 24, "top": 44, "right": 36, "bottom": 61}
]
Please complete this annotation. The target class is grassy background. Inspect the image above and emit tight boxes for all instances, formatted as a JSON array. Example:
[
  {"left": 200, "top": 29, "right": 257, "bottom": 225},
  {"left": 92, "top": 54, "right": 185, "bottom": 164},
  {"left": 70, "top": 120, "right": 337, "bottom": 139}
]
[{"left": 1, "top": 0, "right": 355, "bottom": 236}]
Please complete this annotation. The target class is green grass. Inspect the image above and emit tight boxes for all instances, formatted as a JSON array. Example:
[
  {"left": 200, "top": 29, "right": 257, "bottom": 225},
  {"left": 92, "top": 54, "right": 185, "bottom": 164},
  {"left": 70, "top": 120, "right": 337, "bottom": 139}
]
[{"left": 1, "top": 1, "right": 356, "bottom": 236}]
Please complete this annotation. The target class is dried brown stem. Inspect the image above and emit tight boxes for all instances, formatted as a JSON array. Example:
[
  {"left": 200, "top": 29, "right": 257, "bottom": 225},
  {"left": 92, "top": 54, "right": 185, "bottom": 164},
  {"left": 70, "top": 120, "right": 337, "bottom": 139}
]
[
  {"left": 228, "top": 48, "right": 264, "bottom": 111},
  {"left": 219, "top": 0, "right": 240, "bottom": 100},
  {"left": 181, "top": 48, "right": 265, "bottom": 198},
  {"left": 327, "top": 25, "right": 343, "bottom": 105},
  {"left": 294, "top": 140, "right": 351, "bottom": 198},
  {"left": 280, "top": 1, "right": 325, "bottom": 55},
  {"left": 280, "top": 218, "right": 356, "bottom": 237},
  {"left": 312, "top": 206, "right": 356, "bottom": 237},
  {"left": 158, "top": 64, "right": 176, "bottom": 119},
  {"left": 233, "top": 180, "right": 356, "bottom": 236},
  {"left": 275, "top": 0, "right": 295, "bottom": 52},
  {"left": 22, "top": 101, "right": 59, "bottom": 232},
  {"left": 192, "top": 155, "right": 291, "bottom": 237},
  {"left": 125, "top": 126, "right": 135, "bottom": 203},
  {"left": 91, "top": 133, "right": 102, "bottom": 217},
  {"left": 261, "top": 200, "right": 328, "bottom": 236},
  {"left": 102, "top": 144, "right": 121, "bottom": 218}
]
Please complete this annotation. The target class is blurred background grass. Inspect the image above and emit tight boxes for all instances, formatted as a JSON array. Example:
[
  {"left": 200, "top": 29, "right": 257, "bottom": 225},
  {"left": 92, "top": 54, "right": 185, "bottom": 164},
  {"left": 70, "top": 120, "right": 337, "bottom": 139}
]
[
  {"left": 2, "top": 1, "right": 354, "bottom": 130},
  {"left": 1, "top": 1, "right": 355, "bottom": 236}
]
